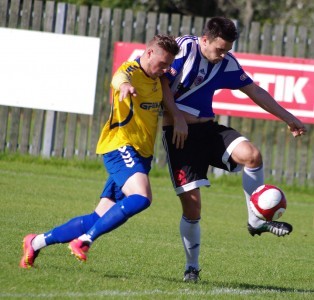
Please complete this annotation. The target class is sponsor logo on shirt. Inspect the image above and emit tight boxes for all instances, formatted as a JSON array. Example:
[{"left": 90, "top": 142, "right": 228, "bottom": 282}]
[
  {"left": 140, "top": 102, "right": 161, "bottom": 111},
  {"left": 240, "top": 73, "right": 248, "bottom": 81},
  {"left": 168, "top": 67, "right": 177, "bottom": 76},
  {"left": 194, "top": 76, "right": 204, "bottom": 86}
]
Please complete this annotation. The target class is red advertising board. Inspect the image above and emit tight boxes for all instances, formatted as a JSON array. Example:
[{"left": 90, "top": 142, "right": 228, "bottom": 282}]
[{"left": 113, "top": 42, "right": 314, "bottom": 124}]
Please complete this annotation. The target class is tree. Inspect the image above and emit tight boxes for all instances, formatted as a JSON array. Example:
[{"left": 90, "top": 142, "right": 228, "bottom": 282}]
[{"left": 64, "top": 0, "right": 314, "bottom": 28}]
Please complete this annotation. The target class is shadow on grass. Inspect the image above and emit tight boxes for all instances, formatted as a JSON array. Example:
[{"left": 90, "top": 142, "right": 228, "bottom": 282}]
[
  {"left": 209, "top": 281, "right": 314, "bottom": 294},
  {"left": 19, "top": 262, "right": 314, "bottom": 297},
  {"left": 90, "top": 270, "right": 314, "bottom": 295},
  {"left": 117, "top": 272, "right": 314, "bottom": 295},
  {"left": 33, "top": 254, "right": 313, "bottom": 296}
]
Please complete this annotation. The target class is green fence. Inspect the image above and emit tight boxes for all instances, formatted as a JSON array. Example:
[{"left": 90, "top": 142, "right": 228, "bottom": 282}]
[{"left": 0, "top": 0, "right": 313, "bottom": 186}]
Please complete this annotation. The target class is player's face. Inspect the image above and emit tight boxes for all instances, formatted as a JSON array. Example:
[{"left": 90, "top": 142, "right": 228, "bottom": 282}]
[
  {"left": 200, "top": 36, "right": 233, "bottom": 64},
  {"left": 146, "top": 47, "right": 174, "bottom": 79}
]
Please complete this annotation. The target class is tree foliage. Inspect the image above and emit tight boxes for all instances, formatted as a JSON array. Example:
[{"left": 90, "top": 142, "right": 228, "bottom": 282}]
[{"left": 64, "top": 0, "right": 314, "bottom": 28}]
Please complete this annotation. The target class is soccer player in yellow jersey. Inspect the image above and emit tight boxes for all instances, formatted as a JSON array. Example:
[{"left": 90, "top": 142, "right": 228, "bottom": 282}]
[
  {"left": 20, "top": 34, "right": 182, "bottom": 268},
  {"left": 97, "top": 59, "right": 163, "bottom": 158}
]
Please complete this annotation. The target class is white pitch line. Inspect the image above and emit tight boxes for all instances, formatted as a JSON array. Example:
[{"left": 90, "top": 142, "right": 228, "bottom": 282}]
[{"left": 0, "top": 288, "right": 313, "bottom": 298}]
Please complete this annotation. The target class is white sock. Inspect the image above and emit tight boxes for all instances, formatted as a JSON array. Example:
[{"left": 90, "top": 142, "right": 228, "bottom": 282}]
[
  {"left": 242, "top": 165, "right": 265, "bottom": 228},
  {"left": 180, "top": 216, "right": 200, "bottom": 271},
  {"left": 78, "top": 234, "right": 93, "bottom": 244},
  {"left": 31, "top": 234, "right": 47, "bottom": 251}
]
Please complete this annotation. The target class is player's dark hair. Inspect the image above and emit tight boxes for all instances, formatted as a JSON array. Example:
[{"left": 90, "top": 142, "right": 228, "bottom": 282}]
[
  {"left": 149, "top": 34, "right": 180, "bottom": 56},
  {"left": 202, "top": 17, "right": 238, "bottom": 42}
]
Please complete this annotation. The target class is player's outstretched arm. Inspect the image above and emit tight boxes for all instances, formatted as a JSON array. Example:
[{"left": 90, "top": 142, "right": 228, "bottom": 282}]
[{"left": 240, "top": 83, "right": 307, "bottom": 137}]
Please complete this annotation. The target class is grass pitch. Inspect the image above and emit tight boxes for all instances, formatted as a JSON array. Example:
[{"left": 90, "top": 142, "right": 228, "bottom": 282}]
[{"left": 0, "top": 154, "right": 313, "bottom": 299}]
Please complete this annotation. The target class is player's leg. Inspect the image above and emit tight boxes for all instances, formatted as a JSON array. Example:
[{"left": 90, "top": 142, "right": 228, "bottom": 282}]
[
  {"left": 231, "top": 139, "right": 292, "bottom": 236},
  {"left": 163, "top": 124, "right": 209, "bottom": 282},
  {"left": 70, "top": 179, "right": 151, "bottom": 262},
  {"left": 207, "top": 123, "right": 266, "bottom": 231},
  {"left": 19, "top": 199, "right": 114, "bottom": 269},
  {"left": 77, "top": 173, "right": 152, "bottom": 242},
  {"left": 69, "top": 147, "right": 152, "bottom": 262},
  {"left": 230, "top": 140, "right": 265, "bottom": 228},
  {"left": 179, "top": 189, "right": 202, "bottom": 282},
  {"left": 20, "top": 176, "right": 119, "bottom": 269},
  {"left": 214, "top": 126, "right": 269, "bottom": 231},
  {"left": 20, "top": 211, "right": 101, "bottom": 269}
]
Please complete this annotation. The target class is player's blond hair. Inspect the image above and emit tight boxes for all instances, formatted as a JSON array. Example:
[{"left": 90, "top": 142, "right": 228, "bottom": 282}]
[{"left": 147, "top": 34, "right": 180, "bottom": 56}]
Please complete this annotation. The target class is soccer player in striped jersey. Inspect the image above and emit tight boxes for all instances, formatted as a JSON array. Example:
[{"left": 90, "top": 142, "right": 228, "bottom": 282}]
[
  {"left": 161, "top": 17, "right": 307, "bottom": 282},
  {"left": 20, "top": 34, "right": 180, "bottom": 269}
]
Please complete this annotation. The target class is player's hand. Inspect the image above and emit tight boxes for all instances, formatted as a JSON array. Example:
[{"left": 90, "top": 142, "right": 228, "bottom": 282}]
[
  {"left": 172, "top": 115, "right": 188, "bottom": 149},
  {"left": 119, "top": 83, "right": 137, "bottom": 101},
  {"left": 287, "top": 119, "right": 307, "bottom": 137}
]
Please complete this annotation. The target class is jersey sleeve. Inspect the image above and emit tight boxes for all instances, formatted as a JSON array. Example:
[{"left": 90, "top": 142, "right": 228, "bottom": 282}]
[
  {"left": 165, "top": 36, "right": 192, "bottom": 83},
  {"left": 111, "top": 70, "right": 131, "bottom": 90},
  {"left": 218, "top": 53, "right": 253, "bottom": 89},
  {"left": 111, "top": 61, "right": 140, "bottom": 89}
]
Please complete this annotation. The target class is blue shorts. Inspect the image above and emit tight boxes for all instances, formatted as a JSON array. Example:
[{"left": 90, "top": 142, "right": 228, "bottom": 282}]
[{"left": 100, "top": 146, "right": 152, "bottom": 201}]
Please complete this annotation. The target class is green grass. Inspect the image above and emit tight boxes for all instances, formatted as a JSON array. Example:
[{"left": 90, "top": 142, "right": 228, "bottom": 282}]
[{"left": 0, "top": 154, "right": 313, "bottom": 299}]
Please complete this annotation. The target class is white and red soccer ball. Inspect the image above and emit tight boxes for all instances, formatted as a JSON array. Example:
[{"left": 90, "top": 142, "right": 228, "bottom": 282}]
[{"left": 250, "top": 184, "right": 287, "bottom": 221}]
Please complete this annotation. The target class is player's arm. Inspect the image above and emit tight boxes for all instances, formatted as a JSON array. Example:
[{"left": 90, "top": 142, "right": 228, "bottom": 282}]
[
  {"left": 240, "top": 82, "right": 307, "bottom": 137},
  {"left": 161, "top": 75, "right": 188, "bottom": 149},
  {"left": 111, "top": 71, "right": 137, "bottom": 101}
]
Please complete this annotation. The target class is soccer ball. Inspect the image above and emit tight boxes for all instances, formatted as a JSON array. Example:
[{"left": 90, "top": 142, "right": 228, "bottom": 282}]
[{"left": 250, "top": 185, "right": 287, "bottom": 221}]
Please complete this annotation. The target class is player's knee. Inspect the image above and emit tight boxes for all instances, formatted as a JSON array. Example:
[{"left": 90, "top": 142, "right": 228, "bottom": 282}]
[
  {"left": 180, "top": 191, "right": 201, "bottom": 219},
  {"left": 249, "top": 147, "right": 263, "bottom": 166},
  {"left": 182, "top": 203, "right": 201, "bottom": 220},
  {"left": 243, "top": 144, "right": 262, "bottom": 167},
  {"left": 119, "top": 194, "right": 151, "bottom": 218}
]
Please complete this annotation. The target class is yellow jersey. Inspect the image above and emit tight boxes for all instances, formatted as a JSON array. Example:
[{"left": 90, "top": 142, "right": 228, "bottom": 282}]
[{"left": 96, "top": 59, "right": 162, "bottom": 158}]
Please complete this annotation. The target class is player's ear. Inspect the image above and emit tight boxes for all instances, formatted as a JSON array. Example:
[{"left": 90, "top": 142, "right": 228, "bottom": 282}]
[
  {"left": 202, "top": 36, "right": 211, "bottom": 47},
  {"left": 146, "top": 48, "right": 154, "bottom": 58}
]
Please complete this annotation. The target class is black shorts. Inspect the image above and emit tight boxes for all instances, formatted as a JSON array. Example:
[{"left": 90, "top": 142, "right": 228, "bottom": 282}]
[{"left": 162, "top": 120, "right": 248, "bottom": 195}]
